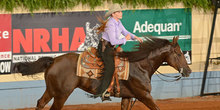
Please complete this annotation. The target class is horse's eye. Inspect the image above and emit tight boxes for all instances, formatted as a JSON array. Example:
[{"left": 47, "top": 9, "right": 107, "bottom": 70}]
[{"left": 178, "top": 54, "right": 181, "bottom": 56}]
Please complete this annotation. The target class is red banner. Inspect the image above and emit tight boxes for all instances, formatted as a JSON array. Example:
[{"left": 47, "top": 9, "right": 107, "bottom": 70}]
[{"left": 0, "top": 14, "right": 11, "bottom": 52}]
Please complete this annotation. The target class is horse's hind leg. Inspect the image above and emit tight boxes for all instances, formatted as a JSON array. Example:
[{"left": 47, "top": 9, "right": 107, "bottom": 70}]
[
  {"left": 49, "top": 91, "right": 74, "bottom": 110},
  {"left": 36, "top": 89, "right": 52, "bottom": 110},
  {"left": 49, "top": 80, "right": 78, "bottom": 110},
  {"left": 49, "top": 96, "right": 67, "bottom": 110},
  {"left": 121, "top": 98, "right": 131, "bottom": 110}
]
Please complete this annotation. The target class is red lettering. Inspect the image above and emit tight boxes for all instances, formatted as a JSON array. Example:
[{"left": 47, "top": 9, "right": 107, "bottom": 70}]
[
  {"left": 70, "top": 27, "right": 85, "bottom": 51},
  {"left": 52, "top": 28, "right": 69, "bottom": 52},
  {"left": 34, "top": 29, "right": 51, "bottom": 52},
  {"left": 13, "top": 29, "right": 32, "bottom": 53}
]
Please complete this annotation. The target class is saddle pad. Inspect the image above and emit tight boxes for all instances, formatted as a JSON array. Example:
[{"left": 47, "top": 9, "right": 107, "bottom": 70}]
[{"left": 76, "top": 52, "right": 129, "bottom": 80}]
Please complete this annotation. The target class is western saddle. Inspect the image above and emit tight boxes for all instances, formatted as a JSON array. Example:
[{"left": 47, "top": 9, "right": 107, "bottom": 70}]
[{"left": 78, "top": 47, "right": 128, "bottom": 97}]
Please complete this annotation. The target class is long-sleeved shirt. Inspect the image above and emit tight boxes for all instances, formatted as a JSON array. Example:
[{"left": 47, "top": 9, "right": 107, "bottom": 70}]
[{"left": 102, "top": 17, "right": 135, "bottom": 45}]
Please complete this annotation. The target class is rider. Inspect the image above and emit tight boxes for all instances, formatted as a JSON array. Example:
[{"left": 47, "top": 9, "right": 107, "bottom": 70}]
[{"left": 96, "top": 3, "right": 143, "bottom": 101}]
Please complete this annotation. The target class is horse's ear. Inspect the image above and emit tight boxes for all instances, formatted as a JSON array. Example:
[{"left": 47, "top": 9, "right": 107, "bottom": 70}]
[{"left": 172, "top": 36, "right": 179, "bottom": 45}]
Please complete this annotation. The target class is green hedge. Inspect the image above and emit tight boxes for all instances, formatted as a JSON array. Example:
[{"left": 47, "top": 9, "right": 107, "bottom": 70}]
[{"left": 0, "top": 0, "right": 212, "bottom": 13}]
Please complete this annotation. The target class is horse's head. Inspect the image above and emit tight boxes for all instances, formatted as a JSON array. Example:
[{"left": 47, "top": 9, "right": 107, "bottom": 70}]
[{"left": 165, "top": 36, "right": 192, "bottom": 77}]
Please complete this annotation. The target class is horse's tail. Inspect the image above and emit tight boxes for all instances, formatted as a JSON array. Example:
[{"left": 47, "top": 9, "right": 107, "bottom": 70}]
[{"left": 12, "top": 57, "right": 54, "bottom": 76}]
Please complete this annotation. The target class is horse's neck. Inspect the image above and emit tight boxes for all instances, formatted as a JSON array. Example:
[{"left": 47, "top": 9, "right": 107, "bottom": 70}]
[{"left": 144, "top": 49, "right": 167, "bottom": 78}]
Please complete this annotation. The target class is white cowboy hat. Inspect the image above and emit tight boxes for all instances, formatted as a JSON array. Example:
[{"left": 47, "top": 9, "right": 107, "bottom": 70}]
[{"left": 104, "top": 3, "right": 123, "bottom": 18}]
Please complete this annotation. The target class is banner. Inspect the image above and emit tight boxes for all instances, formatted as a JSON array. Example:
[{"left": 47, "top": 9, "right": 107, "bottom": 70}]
[
  {"left": 12, "top": 11, "right": 105, "bottom": 63},
  {"left": 0, "top": 8, "right": 192, "bottom": 74},
  {"left": 0, "top": 14, "right": 12, "bottom": 74},
  {"left": 121, "top": 8, "right": 192, "bottom": 64}
]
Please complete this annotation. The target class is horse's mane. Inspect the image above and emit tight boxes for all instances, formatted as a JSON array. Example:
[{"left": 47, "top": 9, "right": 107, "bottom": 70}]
[{"left": 119, "top": 36, "right": 170, "bottom": 62}]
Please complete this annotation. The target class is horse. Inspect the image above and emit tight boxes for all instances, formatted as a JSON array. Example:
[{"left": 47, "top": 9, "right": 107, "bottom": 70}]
[{"left": 12, "top": 36, "right": 191, "bottom": 110}]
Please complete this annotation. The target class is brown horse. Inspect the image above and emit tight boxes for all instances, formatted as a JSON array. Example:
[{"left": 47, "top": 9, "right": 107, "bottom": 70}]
[{"left": 13, "top": 36, "right": 191, "bottom": 110}]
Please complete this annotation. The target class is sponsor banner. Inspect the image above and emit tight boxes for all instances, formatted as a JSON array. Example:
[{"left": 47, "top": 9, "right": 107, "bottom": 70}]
[
  {"left": 121, "top": 8, "right": 191, "bottom": 52},
  {"left": 12, "top": 12, "right": 105, "bottom": 54},
  {"left": 0, "top": 60, "right": 11, "bottom": 74},
  {"left": 121, "top": 8, "right": 192, "bottom": 64}
]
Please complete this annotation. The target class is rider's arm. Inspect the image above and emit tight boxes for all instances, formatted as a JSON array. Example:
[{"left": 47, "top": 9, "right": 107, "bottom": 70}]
[{"left": 120, "top": 22, "right": 135, "bottom": 40}]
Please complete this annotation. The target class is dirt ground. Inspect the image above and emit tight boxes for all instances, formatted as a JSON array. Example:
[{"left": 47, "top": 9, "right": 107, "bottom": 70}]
[{"left": 17, "top": 95, "right": 220, "bottom": 110}]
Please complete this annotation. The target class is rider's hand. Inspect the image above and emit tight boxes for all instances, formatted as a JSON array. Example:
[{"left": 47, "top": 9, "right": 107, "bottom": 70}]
[
  {"left": 125, "top": 34, "right": 131, "bottom": 40},
  {"left": 135, "top": 36, "right": 143, "bottom": 43}
]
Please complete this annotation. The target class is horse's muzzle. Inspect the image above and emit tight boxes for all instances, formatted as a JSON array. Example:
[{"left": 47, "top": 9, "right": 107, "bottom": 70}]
[{"left": 180, "top": 67, "right": 192, "bottom": 77}]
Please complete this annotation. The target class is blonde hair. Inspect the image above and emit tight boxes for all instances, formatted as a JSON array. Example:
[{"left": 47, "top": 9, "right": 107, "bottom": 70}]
[{"left": 96, "top": 16, "right": 109, "bottom": 34}]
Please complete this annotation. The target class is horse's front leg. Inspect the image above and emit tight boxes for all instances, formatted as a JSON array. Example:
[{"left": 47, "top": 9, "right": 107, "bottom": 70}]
[
  {"left": 121, "top": 97, "right": 131, "bottom": 110},
  {"left": 137, "top": 92, "right": 159, "bottom": 110},
  {"left": 133, "top": 82, "right": 159, "bottom": 110}
]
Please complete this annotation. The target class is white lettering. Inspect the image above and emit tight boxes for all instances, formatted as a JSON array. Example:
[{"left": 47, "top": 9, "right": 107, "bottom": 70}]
[
  {"left": 0, "top": 31, "right": 9, "bottom": 39},
  {"left": 3, "top": 31, "right": 9, "bottom": 39},
  {"left": 133, "top": 21, "right": 141, "bottom": 33},
  {"left": 141, "top": 21, "right": 147, "bottom": 32},
  {"left": 154, "top": 24, "right": 161, "bottom": 35},
  {"left": 161, "top": 23, "right": 167, "bottom": 32},
  {"left": 0, "top": 62, "right": 11, "bottom": 73},
  {"left": 174, "top": 23, "right": 182, "bottom": 31},
  {"left": 133, "top": 21, "right": 182, "bottom": 35},
  {"left": 148, "top": 24, "right": 153, "bottom": 32},
  {"left": 167, "top": 23, "right": 173, "bottom": 32}
]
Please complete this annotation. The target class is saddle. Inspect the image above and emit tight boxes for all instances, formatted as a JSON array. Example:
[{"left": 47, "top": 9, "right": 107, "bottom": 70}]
[{"left": 77, "top": 47, "right": 129, "bottom": 95}]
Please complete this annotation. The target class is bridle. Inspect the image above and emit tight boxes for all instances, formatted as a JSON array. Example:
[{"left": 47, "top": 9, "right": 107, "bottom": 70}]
[{"left": 151, "top": 44, "right": 184, "bottom": 82}]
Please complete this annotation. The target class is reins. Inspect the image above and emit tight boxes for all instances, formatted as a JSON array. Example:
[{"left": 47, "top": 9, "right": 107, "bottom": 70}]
[{"left": 155, "top": 70, "right": 182, "bottom": 82}]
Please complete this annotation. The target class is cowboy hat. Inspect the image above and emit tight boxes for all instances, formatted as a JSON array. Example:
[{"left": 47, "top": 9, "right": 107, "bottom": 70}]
[{"left": 104, "top": 3, "right": 123, "bottom": 18}]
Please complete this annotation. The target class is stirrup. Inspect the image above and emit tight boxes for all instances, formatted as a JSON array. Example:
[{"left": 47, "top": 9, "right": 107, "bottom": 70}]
[{"left": 101, "top": 90, "right": 112, "bottom": 102}]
